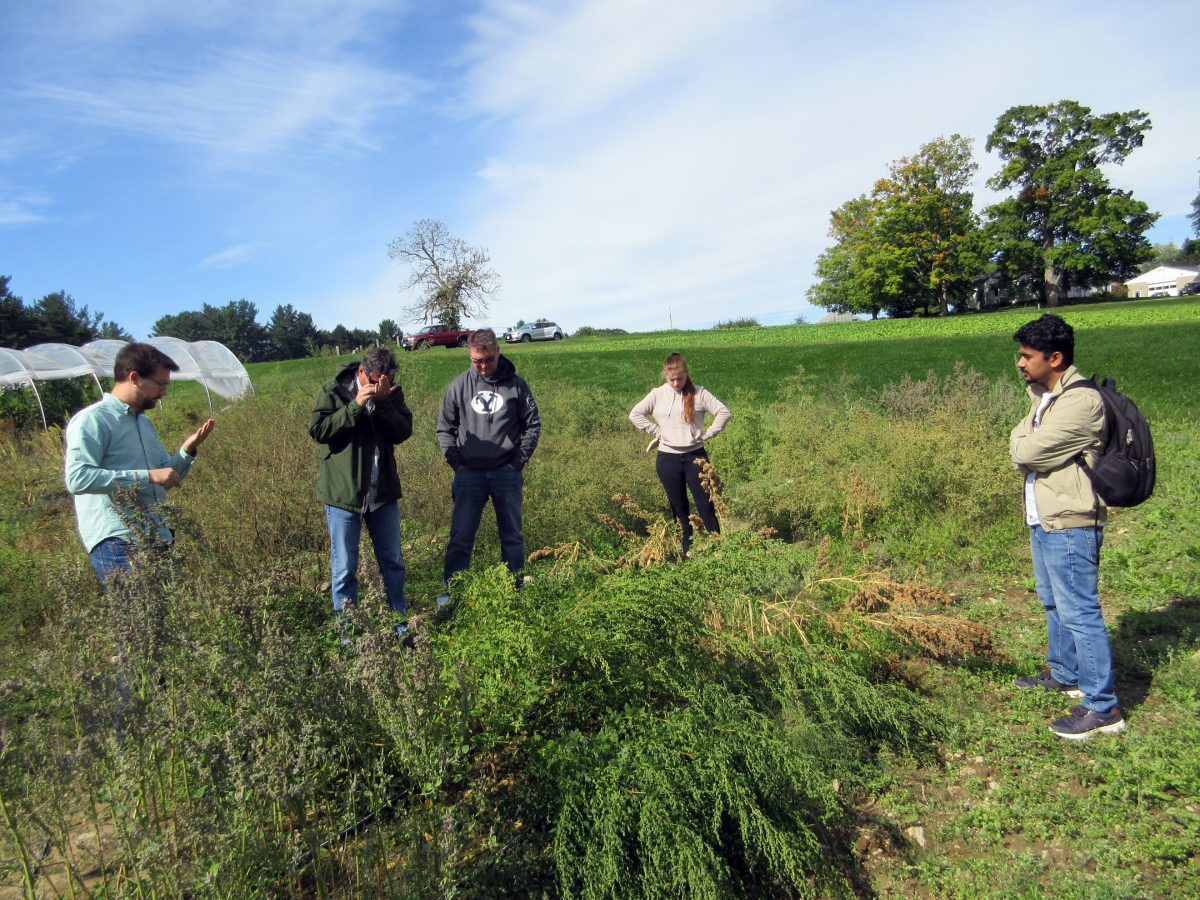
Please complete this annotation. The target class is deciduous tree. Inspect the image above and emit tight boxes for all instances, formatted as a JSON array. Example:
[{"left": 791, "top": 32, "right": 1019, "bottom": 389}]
[
  {"left": 983, "top": 101, "right": 1158, "bottom": 307},
  {"left": 387, "top": 220, "right": 500, "bottom": 331},
  {"left": 872, "top": 135, "right": 981, "bottom": 315}
]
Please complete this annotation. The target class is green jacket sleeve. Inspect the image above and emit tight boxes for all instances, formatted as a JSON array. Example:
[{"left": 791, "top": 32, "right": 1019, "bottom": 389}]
[
  {"left": 373, "top": 385, "right": 413, "bottom": 445},
  {"left": 309, "top": 381, "right": 362, "bottom": 444}
]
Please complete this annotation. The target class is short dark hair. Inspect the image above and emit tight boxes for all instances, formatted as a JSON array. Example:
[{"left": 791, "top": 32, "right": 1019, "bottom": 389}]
[
  {"left": 360, "top": 346, "right": 397, "bottom": 377},
  {"left": 467, "top": 329, "right": 498, "bottom": 354},
  {"left": 1013, "top": 314, "right": 1074, "bottom": 366},
  {"left": 114, "top": 342, "right": 179, "bottom": 383}
]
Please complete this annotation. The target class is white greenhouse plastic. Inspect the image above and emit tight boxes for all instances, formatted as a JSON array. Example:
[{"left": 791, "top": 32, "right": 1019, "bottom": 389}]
[{"left": 0, "top": 338, "right": 253, "bottom": 426}]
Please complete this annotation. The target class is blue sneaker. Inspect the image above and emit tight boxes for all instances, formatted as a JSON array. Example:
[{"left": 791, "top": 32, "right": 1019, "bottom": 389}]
[
  {"left": 1050, "top": 705, "right": 1126, "bottom": 741},
  {"left": 1013, "top": 668, "right": 1084, "bottom": 699}
]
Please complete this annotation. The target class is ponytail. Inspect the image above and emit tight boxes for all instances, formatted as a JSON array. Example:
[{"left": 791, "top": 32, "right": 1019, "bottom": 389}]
[{"left": 663, "top": 353, "right": 696, "bottom": 421}]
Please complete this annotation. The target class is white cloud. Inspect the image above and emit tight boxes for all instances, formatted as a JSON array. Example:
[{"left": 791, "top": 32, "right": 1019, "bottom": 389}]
[
  {"left": 458, "top": 0, "right": 1200, "bottom": 332},
  {"left": 0, "top": 200, "right": 46, "bottom": 225},
  {"left": 30, "top": 52, "right": 419, "bottom": 160},
  {"left": 196, "top": 243, "right": 260, "bottom": 269}
]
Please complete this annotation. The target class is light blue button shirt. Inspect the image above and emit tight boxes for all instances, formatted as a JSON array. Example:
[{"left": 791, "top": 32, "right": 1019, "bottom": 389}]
[{"left": 64, "top": 393, "right": 195, "bottom": 551}]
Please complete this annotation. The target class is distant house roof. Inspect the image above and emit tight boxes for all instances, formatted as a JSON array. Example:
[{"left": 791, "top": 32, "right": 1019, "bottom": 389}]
[
  {"left": 817, "top": 311, "right": 862, "bottom": 324},
  {"left": 1126, "top": 265, "right": 1200, "bottom": 284}
]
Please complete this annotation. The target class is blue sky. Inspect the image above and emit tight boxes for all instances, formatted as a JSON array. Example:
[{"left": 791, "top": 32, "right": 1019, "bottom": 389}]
[{"left": 3, "top": 0, "right": 1198, "bottom": 340}]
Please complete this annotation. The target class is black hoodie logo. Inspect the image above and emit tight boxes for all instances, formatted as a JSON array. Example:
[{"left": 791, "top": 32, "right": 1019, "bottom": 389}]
[{"left": 471, "top": 391, "right": 505, "bottom": 415}]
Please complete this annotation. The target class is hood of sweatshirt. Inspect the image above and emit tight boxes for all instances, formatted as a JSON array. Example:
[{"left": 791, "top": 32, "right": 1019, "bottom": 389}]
[{"left": 437, "top": 354, "right": 540, "bottom": 470}]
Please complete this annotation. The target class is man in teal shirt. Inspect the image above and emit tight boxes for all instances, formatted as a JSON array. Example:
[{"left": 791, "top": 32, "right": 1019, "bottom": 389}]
[{"left": 65, "top": 342, "right": 215, "bottom": 583}]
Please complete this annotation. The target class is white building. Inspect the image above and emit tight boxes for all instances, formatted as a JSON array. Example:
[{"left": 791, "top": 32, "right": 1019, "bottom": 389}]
[{"left": 1124, "top": 265, "right": 1200, "bottom": 298}]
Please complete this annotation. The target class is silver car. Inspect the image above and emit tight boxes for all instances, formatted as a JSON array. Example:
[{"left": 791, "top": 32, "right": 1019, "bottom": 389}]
[{"left": 504, "top": 321, "right": 564, "bottom": 342}]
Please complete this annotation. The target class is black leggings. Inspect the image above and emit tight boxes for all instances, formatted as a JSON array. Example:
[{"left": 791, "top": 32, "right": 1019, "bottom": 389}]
[{"left": 655, "top": 449, "right": 720, "bottom": 553}]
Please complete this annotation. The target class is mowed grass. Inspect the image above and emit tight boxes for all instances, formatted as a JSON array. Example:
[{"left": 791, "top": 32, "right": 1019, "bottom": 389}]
[{"left": 237, "top": 299, "right": 1200, "bottom": 422}]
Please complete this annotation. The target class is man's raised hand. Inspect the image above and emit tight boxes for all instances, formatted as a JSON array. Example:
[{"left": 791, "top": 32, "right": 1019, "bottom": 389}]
[
  {"left": 374, "top": 374, "right": 396, "bottom": 402},
  {"left": 182, "top": 418, "right": 216, "bottom": 455},
  {"left": 354, "top": 381, "right": 376, "bottom": 407}
]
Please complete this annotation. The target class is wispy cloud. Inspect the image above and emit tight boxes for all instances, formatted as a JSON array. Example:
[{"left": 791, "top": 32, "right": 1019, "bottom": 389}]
[
  {"left": 0, "top": 194, "right": 49, "bottom": 225},
  {"left": 29, "top": 53, "right": 419, "bottom": 160},
  {"left": 196, "top": 243, "right": 260, "bottom": 269}
]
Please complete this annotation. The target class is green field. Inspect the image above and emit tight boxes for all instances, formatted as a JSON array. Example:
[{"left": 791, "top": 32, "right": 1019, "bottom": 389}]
[{"left": 2, "top": 298, "right": 1198, "bottom": 898}]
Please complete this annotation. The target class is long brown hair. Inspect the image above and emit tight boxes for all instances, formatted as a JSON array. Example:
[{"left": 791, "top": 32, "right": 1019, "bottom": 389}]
[{"left": 663, "top": 353, "right": 696, "bottom": 421}]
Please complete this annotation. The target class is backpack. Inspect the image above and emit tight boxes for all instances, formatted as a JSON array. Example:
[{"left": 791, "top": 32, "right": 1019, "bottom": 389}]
[{"left": 1062, "top": 375, "right": 1155, "bottom": 507}]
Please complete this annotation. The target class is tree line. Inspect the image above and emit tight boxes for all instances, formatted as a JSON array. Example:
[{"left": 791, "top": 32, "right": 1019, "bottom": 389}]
[
  {"left": 807, "top": 100, "right": 1200, "bottom": 318},
  {"left": 150, "top": 302, "right": 402, "bottom": 362},
  {"left": 0, "top": 276, "right": 132, "bottom": 348},
  {"left": 0, "top": 276, "right": 404, "bottom": 364}
]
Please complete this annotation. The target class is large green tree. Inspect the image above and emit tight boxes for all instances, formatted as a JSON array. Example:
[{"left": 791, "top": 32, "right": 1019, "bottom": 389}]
[
  {"left": 267, "top": 303, "right": 320, "bottom": 361},
  {"left": 0, "top": 278, "right": 129, "bottom": 347},
  {"left": 807, "top": 136, "right": 982, "bottom": 318},
  {"left": 872, "top": 135, "right": 981, "bottom": 316},
  {"left": 983, "top": 101, "right": 1158, "bottom": 307},
  {"left": 807, "top": 195, "right": 892, "bottom": 319}
]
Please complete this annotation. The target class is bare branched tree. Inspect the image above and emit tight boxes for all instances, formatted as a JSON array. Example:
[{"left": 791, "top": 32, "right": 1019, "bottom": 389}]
[{"left": 387, "top": 220, "right": 501, "bottom": 331}]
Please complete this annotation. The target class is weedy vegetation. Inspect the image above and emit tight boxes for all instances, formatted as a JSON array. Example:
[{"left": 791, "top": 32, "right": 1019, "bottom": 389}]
[{"left": 1, "top": 298, "right": 1198, "bottom": 898}]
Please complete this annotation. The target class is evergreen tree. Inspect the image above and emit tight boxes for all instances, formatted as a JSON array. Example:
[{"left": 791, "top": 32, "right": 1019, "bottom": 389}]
[
  {"left": 152, "top": 300, "right": 271, "bottom": 362},
  {"left": 267, "top": 304, "right": 320, "bottom": 361},
  {"left": 0, "top": 277, "right": 31, "bottom": 348}
]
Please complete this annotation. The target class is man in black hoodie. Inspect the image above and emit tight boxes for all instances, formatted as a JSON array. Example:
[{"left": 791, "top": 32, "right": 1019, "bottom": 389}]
[{"left": 436, "top": 328, "right": 541, "bottom": 597}]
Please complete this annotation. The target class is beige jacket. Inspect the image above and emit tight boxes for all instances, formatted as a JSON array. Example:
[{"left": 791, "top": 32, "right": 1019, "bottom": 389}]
[
  {"left": 1009, "top": 365, "right": 1107, "bottom": 530},
  {"left": 629, "top": 383, "right": 731, "bottom": 453}
]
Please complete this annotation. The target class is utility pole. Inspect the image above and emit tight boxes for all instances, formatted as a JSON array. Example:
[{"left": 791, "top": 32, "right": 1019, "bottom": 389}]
[{"left": 669, "top": 306, "right": 673, "bottom": 329}]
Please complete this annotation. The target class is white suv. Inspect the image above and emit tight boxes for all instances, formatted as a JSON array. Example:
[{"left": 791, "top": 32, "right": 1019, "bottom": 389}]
[{"left": 504, "top": 321, "right": 564, "bottom": 342}]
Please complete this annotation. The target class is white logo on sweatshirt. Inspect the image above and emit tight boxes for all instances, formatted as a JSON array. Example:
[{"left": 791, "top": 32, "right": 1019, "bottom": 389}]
[{"left": 471, "top": 391, "right": 505, "bottom": 415}]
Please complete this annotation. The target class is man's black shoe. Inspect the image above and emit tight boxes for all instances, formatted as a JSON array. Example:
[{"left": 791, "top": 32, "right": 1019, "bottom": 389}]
[
  {"left": 1013, "top": 668, "right": 1084, "bottom": 699},
  {"left": 1050, "top": 705, "right": 1126, "bottom": 740},
  {"left": 395, "top": 622, "right": 416, "bottom": 649}
]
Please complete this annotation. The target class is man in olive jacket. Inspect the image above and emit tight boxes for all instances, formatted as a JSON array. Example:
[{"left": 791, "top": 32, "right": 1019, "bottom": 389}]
[
  {"left": 1009, "top": 314, "right": 1124, "bottom": 740},
  {"left": 310, "top": 347, "right": 414, "bottom": 635}
]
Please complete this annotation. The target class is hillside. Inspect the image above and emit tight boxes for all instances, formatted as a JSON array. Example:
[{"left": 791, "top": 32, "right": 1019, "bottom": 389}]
[{"left": 1, "top": 298, "right": 1197, "bottom": 899}]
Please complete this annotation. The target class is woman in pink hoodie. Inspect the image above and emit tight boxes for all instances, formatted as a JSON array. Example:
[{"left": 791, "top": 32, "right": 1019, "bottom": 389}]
[{"left": 629, "top": 353, "right": 731, "bottom": 554}]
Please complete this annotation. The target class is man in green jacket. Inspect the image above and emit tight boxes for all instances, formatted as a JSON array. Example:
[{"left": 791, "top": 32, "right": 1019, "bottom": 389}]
[
  {"left": 309, "top": 347, "right": 413, "bottom": 638},
  {"left": 1009, "top": 314, "right": 1124, "bottom": 740}
]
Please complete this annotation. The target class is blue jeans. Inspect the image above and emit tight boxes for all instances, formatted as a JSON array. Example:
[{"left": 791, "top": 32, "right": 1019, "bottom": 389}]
[
  {"left": 89, "top": 537, "right": 133, "bottom": 586},
  {"left": 1030, "top": 525, "right": 1116, "bottom": 712},
  {"left": 444, "top": 465, "right": 524, "bottom": 585},
  {"left": 326, "top": 502, "right": 407, "bottom": 616}
]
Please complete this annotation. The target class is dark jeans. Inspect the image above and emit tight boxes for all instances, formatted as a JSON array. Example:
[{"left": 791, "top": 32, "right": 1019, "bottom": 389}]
[
  {"left": 89, "top": 537, "right": 134, "bottom": 586},
  {"left": 1030, "top": 525, "right": 1117, "bottom": 712},
  {"left": 444, "top": 465, "right": 524, "bottom": 585},
  {"left": 326, "top": 502, "right": 407, "bottom": 616},
  {"left": 655, "top": 449, "right": 719, "bottom": 553}
]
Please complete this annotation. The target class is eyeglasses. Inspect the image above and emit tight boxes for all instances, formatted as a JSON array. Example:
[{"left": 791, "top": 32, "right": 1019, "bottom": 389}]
[
  {"left": 143, "top": 376, "right": 171, "bottom": 389},
  {"left": 470, "top": 352, "right": 498, "bottom": 367}
]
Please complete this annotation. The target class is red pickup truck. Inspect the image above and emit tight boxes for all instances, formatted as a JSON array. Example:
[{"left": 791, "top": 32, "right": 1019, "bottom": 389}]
[{"left": 401, "top": 324, "right": 474, "bottom": 350}]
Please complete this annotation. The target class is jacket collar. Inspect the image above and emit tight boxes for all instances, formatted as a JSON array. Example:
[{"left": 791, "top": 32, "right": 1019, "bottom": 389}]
[{"left": 1027, "top": 364, "right": 1082, "bottom": 400}]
